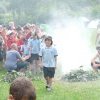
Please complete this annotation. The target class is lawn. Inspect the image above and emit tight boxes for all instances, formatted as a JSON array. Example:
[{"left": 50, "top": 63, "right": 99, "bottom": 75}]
[{"left": 0, "top": 65, "right": 100, "bottom": 100}]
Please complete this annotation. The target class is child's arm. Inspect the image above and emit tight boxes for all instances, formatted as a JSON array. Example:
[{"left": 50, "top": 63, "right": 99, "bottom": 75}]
[
  {"left": 54, "top": 48, "right": 58, "bottom": 68},
  {"left": 20, "top": 45, "right": 24, "bottom": 55},
  {"left": 22, "top": 55, "right": 30, "bottom": 61},
  {"left": 39, "top": 56, "right": 43, "bottom": 68},
  {"left": 54, "top": 56, "right": 57, "bottom": 68},
  {"left": 39, "top": 48, "right": 43, "bottom": 67}
]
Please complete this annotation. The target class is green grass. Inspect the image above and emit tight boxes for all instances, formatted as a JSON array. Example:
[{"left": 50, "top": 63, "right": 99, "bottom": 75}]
[{"left": 0, "top": 65, "right": 100, "bottom": 100}]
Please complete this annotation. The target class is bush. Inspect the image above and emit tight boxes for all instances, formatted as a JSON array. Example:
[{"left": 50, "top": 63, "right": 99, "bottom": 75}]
[
  {"left": 1, "top": 70, "right": 43, "bottom": 83},
  {"left": 61, "top": 67, "right": 99, "bottom": 82}
]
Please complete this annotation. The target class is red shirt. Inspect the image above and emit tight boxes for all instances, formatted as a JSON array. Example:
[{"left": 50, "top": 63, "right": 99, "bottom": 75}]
[
  {"left": 25, "top": 32, "right": 31, "bottom": 39},
  {"left": 7, "top": 35, "right": 17, "bottom": 49},
  {"left": 16, "top": 38, "right": 24, "bottom": 47},
  {"left": 0, "top": 31, "right": 7, "bottom": 50}
]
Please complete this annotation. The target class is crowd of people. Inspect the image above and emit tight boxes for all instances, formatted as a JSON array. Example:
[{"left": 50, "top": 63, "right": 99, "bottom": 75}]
[
  {"left": 1, "top": 20, "right": 100, "bottom": 99},
  {"left": 0, "top": 22, "right": 58, "bottom": 100},
  {"left": 0, "top": 22, "right": 52, "bottom": 72}
]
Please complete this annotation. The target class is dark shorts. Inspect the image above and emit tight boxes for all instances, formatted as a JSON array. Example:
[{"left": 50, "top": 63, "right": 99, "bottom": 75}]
[
  {"left": 0, "top": 49, "right": 6, "bottom": 61},
  {"left": 91, "top": 61, "right": 100, "bottom": 69},
  {"left": 96, "top": 47, "right": 100, "bottom": 50},
  {"left": 43, "top": 67, "right": 55, "bottom": 78},
  {"left": 26, "top": 57, "right": 33, "bottom": 64},
  {"left": 16, "top": 61, "right": 29, "bottom": 71},
  {"left": 31, "top": 54, "right": 39, "bottom": 60}
]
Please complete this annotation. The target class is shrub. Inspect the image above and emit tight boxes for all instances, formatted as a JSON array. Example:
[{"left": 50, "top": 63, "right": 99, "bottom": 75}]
[
  {"left": 61, "top": 67, "right": 99, "bottom": 82},
  {"left": 1, "top": 70, "right": 43, "bottom": 83}
]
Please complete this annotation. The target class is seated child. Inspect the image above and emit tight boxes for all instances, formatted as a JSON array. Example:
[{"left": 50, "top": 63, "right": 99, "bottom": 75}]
[
  {"left": 4, "top": 43, "right": 29, "bottom": 72},
  {"left": 91, "top": 49, "right": 100, "bottom": 72}
]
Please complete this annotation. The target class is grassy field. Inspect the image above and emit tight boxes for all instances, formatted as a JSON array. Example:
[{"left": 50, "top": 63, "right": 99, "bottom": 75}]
[{"left": 0, "top": 65, "right": 100, "bottom": 100}]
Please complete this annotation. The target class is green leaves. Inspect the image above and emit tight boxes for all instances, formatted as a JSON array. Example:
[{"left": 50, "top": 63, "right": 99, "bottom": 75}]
[
  {"left": 0, "top": 0, "right": 100, "bottom": 24},
  {"left": 1, "top": 70, "right": 43, "bottom": 83},
  {"left": 61, "top": 67, "right": 99, "bottom": 82}
]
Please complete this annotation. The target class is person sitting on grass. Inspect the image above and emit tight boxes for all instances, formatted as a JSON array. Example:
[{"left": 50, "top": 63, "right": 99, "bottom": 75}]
[
  {"left": 8, "top": 77, "right": 36, "bottom": 100},
  {"left": 4, "top": 43, "right": 29, "bottom": 72},
  {"left": 91, "top": 49, "right": 100, "bottom": 72}
]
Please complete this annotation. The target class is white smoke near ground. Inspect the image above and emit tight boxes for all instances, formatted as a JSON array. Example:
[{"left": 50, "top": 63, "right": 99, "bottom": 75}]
[{"left": 47, "top": 17, "right": 96, "bottom": 74}]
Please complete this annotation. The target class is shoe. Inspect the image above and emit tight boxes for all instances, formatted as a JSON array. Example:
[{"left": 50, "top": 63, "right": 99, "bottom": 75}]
[
  {"left": 46, "top": 86, "right": 49, "bottom": 89},
  {"left": 47, "top": 87, "right": 52, "bottom": 91}
]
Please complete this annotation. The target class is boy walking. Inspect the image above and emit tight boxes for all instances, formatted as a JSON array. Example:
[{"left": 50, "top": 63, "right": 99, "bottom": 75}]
[{"left": 39, "top": 36, "right": 58, "bottom": 91}]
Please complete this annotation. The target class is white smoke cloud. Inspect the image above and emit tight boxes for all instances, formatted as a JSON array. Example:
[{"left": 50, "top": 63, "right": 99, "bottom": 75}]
[{"left": 48, "top": 17, "right": 96, "bottom": 74}]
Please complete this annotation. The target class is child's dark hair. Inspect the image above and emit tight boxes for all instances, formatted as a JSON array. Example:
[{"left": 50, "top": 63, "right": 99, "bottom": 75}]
[
  {"left": 23, "top": 26, "right": 30, "bottom": 30},
  {"left": 9, "top": 77, "right": 36, "bottom": 100},
  {"left": 45, "top": 36, "right": 53, "bottom": 45}
]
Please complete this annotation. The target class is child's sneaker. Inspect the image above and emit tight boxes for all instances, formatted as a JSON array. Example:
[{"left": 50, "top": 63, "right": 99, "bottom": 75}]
[
  {"left": 47, "top": 87, "right": 52, "bottom": 91},
  {"left": 45, "top": 85, "right": 49, "bottom": 89}
]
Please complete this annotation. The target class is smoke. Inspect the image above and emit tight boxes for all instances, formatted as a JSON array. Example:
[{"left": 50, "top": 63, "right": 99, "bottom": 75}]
[{"left": 47, "top": 17, "right": 96, "bottom": 74}]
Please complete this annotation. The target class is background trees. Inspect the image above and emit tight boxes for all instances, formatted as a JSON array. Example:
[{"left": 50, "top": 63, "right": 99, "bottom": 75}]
[{"left": 0, "top": 0, "right": 100, "bottom": 25}]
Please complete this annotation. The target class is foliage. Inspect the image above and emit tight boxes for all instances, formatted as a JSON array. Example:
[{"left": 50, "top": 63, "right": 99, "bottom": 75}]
[
  {"left": 1, "top": 68, "right": 100, "bottom": 100},
  {"left": 1, "top": 70, "right": 42, "bottom": 83},
  {"left": 1, "top": 66, "right": 100, "bottom": 100},
  {"left": 61, "top": 67, "right": 99, "bottom": 82},
  {"left": 0, "top": 0, "right": 100, "bottom": 25}
]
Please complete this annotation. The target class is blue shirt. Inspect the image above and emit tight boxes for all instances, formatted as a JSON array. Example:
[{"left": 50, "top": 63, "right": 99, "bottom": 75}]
[
  {"left": 21, "top": 44, "right": 30, "bottom": 56},
  {"left": 4, "top": 50, "right": 22, "bottom": 71},
  {"left": 39, "top": 46, "right": 58, "bottom": 67},
  {"left": 29, "top": 39, "right": 40, "bottom": 54}
]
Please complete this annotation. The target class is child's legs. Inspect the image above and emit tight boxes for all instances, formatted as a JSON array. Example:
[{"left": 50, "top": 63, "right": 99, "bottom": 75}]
[
  {"left": 29, "top": 54, "right": 35, "bottom": 72},
  {"left": 17, "top": 61, "right": 29, "bottom": 71},
  {"left": 26, "top": 57, "right": 33, "bottom": 70},
  {"left": 45, "top": 77, "right": 53, "bottom": 87},
  {"left": 31, "top": 54, "right": 40, "bottom": 74},
  {"left": 43, "top": 67, "right": 48, "bottom": 83},
  {"left": 43, "top": 67, "right": 55, "bottom": 87},
  {"left": 35, "top": 59, "right": 41, "bottom": 73},
  {"left": 44, "top": 76, "right": 49, "bottom": 86},
  {"left": 31, "top": 60, "right": 38, "bottom": 74},
  {"left": 48, "top": 68, "right": 55, "bottom": 87}
]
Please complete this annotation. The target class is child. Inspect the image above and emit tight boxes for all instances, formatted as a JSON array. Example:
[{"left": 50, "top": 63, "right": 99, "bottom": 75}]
[
  {"left": 21, "top": 39, "right": 32, "bottom": 70},
  {"left": 91, "top": 49, "right": 100, "bottom": 72},
  {"left": 8, "top": 77, "right": 36, "bottom": 100},
  {"left": 39, "top": 36, "right": 58, "bottom": 91},
  {"left": 40, "top": 35, "right": 47, "bottom": 49},
  {"left": 21, "top": 39, "right": 31, "bottom": 63},
  {"left": 4, "top": 43, "right": 29, "bottom": 72},
  {"left": 28, "top": 33, "right": 40, "bottom": 74}
]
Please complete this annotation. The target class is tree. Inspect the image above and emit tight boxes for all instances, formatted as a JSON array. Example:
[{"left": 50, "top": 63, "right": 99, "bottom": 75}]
[{"left": 0, "top": 0, "right": 100, "bottom": 25}]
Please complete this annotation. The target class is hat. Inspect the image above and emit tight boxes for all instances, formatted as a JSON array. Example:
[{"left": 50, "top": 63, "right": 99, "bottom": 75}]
[
  {"left": 45, "top": 36, "right": 52, "bottom": 41},
  {"left": 45, "top": 36, "right": 53, "bottom": 45}
]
